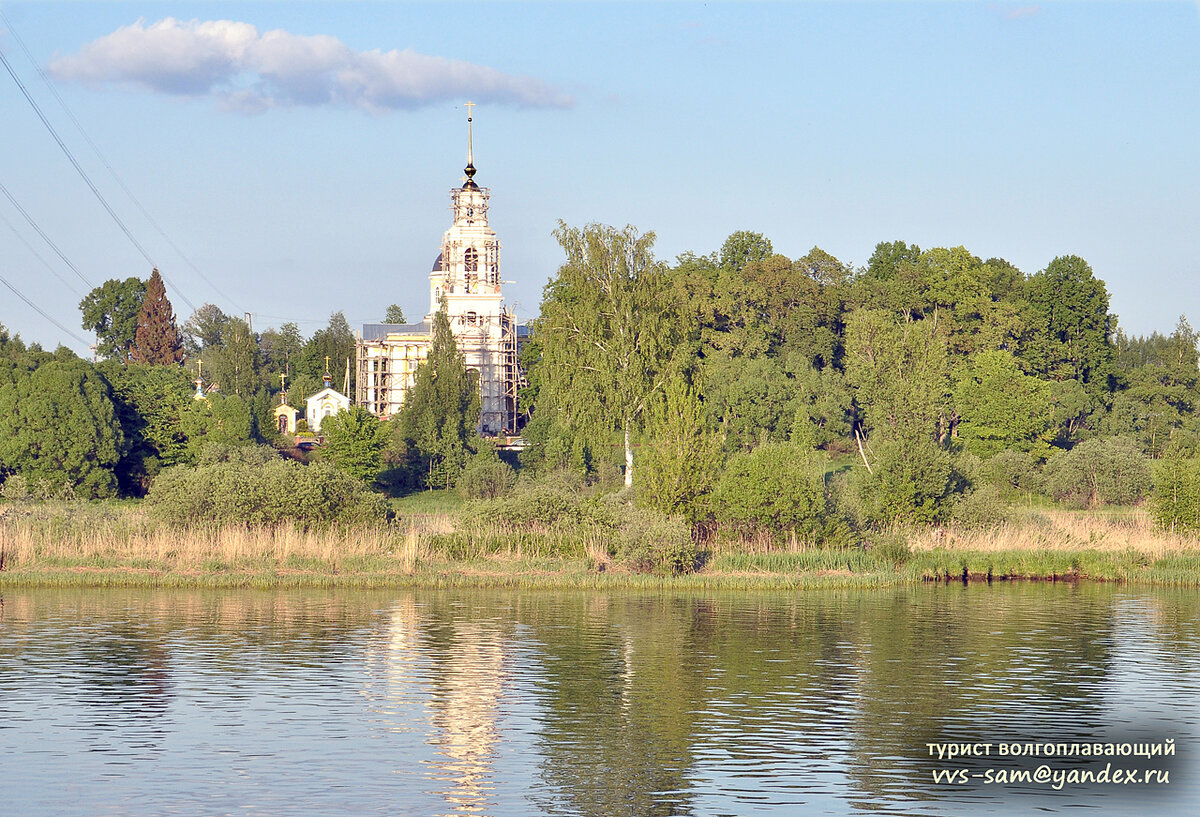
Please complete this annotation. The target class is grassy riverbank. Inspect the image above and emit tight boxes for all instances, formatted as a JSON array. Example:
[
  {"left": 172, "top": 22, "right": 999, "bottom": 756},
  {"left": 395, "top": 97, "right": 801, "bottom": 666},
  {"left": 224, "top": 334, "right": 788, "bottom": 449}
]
[{"left": 3, "top": 499, "right": 1200, "bottom": 589}]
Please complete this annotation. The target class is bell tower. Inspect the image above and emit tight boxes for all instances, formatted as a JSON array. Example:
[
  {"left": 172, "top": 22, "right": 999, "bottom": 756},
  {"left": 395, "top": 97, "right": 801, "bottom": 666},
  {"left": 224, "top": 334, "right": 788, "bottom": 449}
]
[{"left": 429, "top": 101, "right": 503, "bottom": 319}]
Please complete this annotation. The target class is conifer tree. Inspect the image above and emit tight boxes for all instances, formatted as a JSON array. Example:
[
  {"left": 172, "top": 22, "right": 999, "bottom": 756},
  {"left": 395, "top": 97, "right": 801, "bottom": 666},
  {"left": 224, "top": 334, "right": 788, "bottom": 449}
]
[
  {"left": 397, "top": 305, "right": 479, "bottom": 489},
  {"left": 131, "top": 268, "right": 184, "bottom": 365}
]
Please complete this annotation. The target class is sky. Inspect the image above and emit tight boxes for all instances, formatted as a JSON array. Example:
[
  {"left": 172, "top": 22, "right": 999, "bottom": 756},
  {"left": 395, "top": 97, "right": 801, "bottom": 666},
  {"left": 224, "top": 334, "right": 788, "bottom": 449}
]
[{"left": 1, "top": 2, "right": 1199, "bottom": 356}]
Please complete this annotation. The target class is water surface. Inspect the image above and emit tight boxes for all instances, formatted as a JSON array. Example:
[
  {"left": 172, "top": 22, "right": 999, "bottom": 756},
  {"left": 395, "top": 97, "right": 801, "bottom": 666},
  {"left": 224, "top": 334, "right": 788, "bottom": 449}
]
[{"left": 1, "top": 583, "right": 1197, "bottom": 815}]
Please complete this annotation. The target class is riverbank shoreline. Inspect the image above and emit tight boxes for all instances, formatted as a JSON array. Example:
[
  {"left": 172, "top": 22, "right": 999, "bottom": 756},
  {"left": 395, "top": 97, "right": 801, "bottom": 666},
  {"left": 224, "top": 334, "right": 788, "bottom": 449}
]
[{"left": 4, "top": 500, "right": 1200, "bottom": 590}]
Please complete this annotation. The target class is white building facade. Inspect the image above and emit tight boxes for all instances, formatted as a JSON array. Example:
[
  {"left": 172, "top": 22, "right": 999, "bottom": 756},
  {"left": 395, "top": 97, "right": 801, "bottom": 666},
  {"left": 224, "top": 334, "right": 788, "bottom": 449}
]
[{"left": 356, "top": 112, "right": 524, "bottom": 435}]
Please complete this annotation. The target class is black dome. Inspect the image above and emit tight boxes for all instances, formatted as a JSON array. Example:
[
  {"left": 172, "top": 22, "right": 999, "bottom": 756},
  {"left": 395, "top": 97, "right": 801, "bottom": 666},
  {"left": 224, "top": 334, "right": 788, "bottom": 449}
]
[{"left": 432, "top": 251, "right": 444, "bottom": 272}]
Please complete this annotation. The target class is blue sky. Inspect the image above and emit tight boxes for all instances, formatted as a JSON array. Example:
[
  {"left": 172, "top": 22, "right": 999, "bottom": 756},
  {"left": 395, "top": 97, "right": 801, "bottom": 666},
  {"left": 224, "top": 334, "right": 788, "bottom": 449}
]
[{"left": 2, "top": 2, "right": 1199, "bottom": 355}]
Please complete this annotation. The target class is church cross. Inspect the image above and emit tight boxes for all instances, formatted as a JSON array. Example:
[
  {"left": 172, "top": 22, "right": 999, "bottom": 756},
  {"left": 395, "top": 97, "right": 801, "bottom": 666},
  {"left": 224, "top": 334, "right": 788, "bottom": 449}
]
[
  {"left": 324, "top": 355, "right": 331, "bottom": 374},
  {"left": 280, "top": 372, "right": 286, "bottom": 390},
  {"left": 465, "top": 100, "right": 475, "bottom": 120}
]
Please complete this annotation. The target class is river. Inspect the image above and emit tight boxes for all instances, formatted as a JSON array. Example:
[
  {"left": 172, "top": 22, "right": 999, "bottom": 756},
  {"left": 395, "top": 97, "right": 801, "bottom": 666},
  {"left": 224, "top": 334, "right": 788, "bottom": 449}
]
[{"left": 1, "top": 583, "right": 1197, "bottom": 815}]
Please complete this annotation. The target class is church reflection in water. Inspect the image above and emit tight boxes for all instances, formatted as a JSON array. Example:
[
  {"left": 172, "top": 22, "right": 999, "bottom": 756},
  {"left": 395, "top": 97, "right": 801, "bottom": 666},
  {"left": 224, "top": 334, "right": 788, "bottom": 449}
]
[{"left": 366, "top": 595, "right": 508, "bottom": 817}]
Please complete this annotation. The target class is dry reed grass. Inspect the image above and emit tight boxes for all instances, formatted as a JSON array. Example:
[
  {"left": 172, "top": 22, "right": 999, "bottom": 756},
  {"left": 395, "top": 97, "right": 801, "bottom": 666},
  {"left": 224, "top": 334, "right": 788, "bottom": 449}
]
[
  {"left": 0, "top": 502, "right": 446, "bottom": 573},
  {"left": 908, "top": 506, "right": 1200, "bottom": 558}
]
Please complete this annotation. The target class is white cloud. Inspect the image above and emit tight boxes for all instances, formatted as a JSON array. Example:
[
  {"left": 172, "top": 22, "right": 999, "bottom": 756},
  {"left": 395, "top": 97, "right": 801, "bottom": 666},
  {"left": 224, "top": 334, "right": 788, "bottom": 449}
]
[{"left": 48, "top": 18, "right": 573, "bottom": 112}]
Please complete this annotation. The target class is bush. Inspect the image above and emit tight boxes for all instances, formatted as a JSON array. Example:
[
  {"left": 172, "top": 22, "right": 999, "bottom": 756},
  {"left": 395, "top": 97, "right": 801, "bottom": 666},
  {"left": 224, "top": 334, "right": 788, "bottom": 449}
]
[
  {"left": 1153, "top": 457, "right": 1200, "bottom": 532},
  {"left": 148, "top": 458, "right": 389, "bottom": 526},
  {"left": 980, "top": 449, "right": 1042, "bottom": 494},
  {"left": 951, "top": 485, "right": 1007, "bottom": 529},
  {"left": 0, "top": 473, "right": 30, "bottom": 501},
  {"left": 1043, "top": 436, "right": 1150, "bottom": 508},
  {"left": 950, "top": 451, "right": 983, "bottom": 491},
  {"left": 457, "top": 451, "right": 517, "bottom": 500},
  {"left": 712, "top": 443, "right": 828, "bottom": 543},
  {"left": 861, "top": 437, "right": 952, "bottom": 526},
  {"left": 615, "top": 505, "right": 696, "bottom": 574},
  {"left": 197, "top": 443, "right": 281, "bottom": 467}
]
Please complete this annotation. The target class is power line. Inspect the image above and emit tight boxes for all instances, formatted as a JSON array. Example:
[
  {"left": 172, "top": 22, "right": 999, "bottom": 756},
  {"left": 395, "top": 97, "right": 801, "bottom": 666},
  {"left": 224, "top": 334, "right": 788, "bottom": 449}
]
[
  {"left": 0, "top": 209, "right": 83, "bottom": 297},
  {"left": 0, "top": 268, "right": 91, "bottom": 347},
  {"left": 0, "top": 10, "right": 242, "bottom": 313},
  {"left": 0, "top": 179, "right": 93, "bottom": 289},
  {"left": 0, "top": 44, "right": 197, "bottom": 313}
]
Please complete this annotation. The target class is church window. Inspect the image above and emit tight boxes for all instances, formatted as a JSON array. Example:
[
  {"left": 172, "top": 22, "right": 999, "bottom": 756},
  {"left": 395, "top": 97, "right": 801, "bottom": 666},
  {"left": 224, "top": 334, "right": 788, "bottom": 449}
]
[
  {"left": 466, "top": 311, "right": 478, "bottom": 325},
  {"left": 464, "top": 248, "right": 478, "bottom": 273}
]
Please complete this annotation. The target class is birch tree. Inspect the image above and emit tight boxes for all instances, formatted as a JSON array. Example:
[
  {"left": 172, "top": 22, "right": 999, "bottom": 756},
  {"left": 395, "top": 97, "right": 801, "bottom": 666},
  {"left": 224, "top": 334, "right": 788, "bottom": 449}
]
[{"left": 533, "top": 222, "right": 681, "bottom": 487}]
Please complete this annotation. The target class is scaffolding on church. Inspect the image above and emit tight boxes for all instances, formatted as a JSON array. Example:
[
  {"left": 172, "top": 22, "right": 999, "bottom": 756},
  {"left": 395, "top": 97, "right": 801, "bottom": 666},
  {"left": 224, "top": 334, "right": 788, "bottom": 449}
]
[{"left": 500, "top": 308, "right": 526, "bottom": 434}]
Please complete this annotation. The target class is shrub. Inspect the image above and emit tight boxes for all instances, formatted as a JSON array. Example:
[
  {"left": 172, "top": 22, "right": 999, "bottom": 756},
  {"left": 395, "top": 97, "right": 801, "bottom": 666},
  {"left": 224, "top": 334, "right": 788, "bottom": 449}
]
[
  {"left": 1153, "top": 457, "right": 1200, "bottom": 532},
  {"left": 148, "top": 458, "right": 389, "bottom": 526},
  {"left": 711, "top": 443, "right": 827, "bottom": 543},
  {"left": 980, "top": 449, "right": 1042, "bottom": 494},
  {"left": 615, "top": 505, "right": 696, "bottom": 574},
  {"left": 950, "top": 485, "right": 1007, "bottom": 529},
  {"left": 951, "top": 451, "right": 983, "bottom": 490},
  {"left": 1, "top": 473, "right": 28, "bottom": 501},
  {"left": 862, "top": 437, "right": 952, "bottom": 526},
  {"left": 1043, "top": 436, "right": 1151, "bottom": 508},
  {"left": 457, "top": 451, "right": 517, "bottom": 500},
  {"left": 197, "top": 443, "right": 281, "bottom": 467}
]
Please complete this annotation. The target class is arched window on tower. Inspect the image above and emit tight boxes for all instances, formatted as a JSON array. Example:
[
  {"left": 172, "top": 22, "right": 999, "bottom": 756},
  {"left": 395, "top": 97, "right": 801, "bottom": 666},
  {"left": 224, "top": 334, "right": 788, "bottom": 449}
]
[{"left": 464, "top": 247, "right": 478, "bottom": 291}]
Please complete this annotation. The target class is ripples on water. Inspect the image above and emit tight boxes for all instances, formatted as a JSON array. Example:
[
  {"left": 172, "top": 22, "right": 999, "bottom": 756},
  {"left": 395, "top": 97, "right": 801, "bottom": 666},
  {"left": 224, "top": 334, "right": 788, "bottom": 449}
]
[{"left": 0, "top": 584, "right": 1197, "bottom": 816}]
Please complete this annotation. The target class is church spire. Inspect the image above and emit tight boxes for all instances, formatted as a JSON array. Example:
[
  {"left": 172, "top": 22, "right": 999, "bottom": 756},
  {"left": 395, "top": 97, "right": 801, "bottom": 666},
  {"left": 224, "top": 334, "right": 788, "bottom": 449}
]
[{"left": 462, "top": 100, "right": 479, "bottom": 190}]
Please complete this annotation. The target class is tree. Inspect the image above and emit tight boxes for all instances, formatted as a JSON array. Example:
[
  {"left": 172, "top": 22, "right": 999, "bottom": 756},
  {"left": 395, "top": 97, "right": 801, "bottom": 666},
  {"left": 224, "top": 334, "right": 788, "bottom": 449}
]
[
  {"left": 1153, "top": 457, "right": 1200, "bottom": 532},
  {"left": 178, "top": 393, "right": 255, "bottom": 461},
  {"left": 259, "top": 321, "right": 305, "bottom": 380},
  {"left": 97, "top": 360, "right": 193, "bottom": 494},
  {"left": 79, "top": 277, "right": 147, "bottom": 361},
  {"left": 1023, "top": 255, "right": 1115, "bottom": 399},
  {"left": 300, "top": 312, "right": 356, "bottom": 394},
  {"left": 844, "top": 309, "right": 951, "bottom": 443},
  {"left": 131, "top": 268, "right": 184, "bottom": 365},
  {"left": 384, "top": 304, "right": 407, "bottom": 324},
  {"left": 207, "top": 316, "right": 259, "bottom": 397},
  {"left": 861, "top": 436, "right": 953, "bottom": 525},
  {"left": 0, "top": 322, "right": 46, "bottom": 390},
  {"left": 0, "top": 360, "right": 125, "bottom": 497},
  {"left": 1043, "top": 436, "right": 1150, "bottom": 508},
  {"left": 396, "top": 307, "right": 480, "bottom": 489},
  {"left": 718, "top": 230, "right": 773, "bottom": 272},
  {"left": 532, "top": 222, "right": 682, "bottom": 487},
  {"left": 1103, "top": 316, "right": 1200, "bottom": 456},
  {"left": 699, "top": 352, "right": 798, "bottom": 452},
  {"left": 639, "top": 379, "right": 724, "bottom": 524},
  {"left": 952, "top": 350, "right": 1055, "bottom": 458},
  {"left": 321, "top": 406, "right": 389, "bottom": 484},
  {"left": 711, "top": 442, "right": 828, "bottom": 543},
  {"left": 182, "top": 303, "right": 228, "bottom": 356}
]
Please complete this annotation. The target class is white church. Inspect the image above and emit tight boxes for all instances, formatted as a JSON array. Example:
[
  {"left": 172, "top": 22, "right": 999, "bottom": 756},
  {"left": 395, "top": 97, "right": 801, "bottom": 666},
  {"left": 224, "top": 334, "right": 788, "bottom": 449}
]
[{"left": 355, "top": 107, "right": 525, "bottom": 436}]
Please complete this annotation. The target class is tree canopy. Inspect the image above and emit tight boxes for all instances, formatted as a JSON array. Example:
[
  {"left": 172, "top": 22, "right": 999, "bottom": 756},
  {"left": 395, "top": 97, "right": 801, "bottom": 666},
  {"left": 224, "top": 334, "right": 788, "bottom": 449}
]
[
  {"left": 528, "top": 221, "right": 683, "bottom": 486},
  {"left": 80, "top": 277, "right": 147, "bottom": 362},
  {"left": 131, "top": 268, "right": 184, "bottom": 365},
  {"left": 395, "top": 306, "right": 480, "bottom": 489},
  {"left": 0, "top": 360, "right": 125, "bottom": 497}
]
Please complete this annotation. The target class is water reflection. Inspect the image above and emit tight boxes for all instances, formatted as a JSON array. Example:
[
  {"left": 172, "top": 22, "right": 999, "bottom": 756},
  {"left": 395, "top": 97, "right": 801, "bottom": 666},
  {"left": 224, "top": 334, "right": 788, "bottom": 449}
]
[{"left": 1, "top": 584, "right": 1197, "bottom": 816}]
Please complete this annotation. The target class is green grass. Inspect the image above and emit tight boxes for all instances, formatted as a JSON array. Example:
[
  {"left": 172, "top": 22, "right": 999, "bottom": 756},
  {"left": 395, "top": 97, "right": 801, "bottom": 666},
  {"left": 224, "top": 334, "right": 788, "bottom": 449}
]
[{"left": 389, "top": 489, "right": 465, "bottom": 514}]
